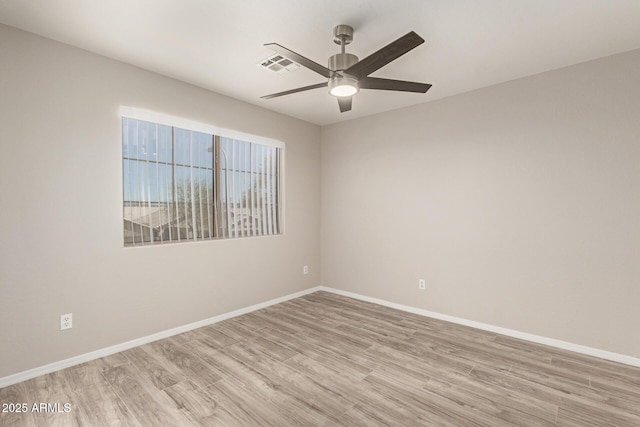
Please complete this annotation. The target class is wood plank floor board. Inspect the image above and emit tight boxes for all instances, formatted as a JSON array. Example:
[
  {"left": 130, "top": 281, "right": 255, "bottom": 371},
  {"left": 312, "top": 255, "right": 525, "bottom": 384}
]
[
  {"left": 22, "top": 371, "right": 88, "bottom": 427},
  {"left": 202, "top": 381, "right": 270, "bottom": 426},
  {"left": 300, "top": 293, "right": 402, "bottom": 323},
  {"left": 275, "top": 299, "right": 336, "bottom": 320},
  {"left": 0, "top": 381, "right": 38, "bottom": 427},
  {"left": 570, "top": 395, "right": 640, "bottom": 426},
  {"left": 303, "top": 293, "right": 407, "bottom": 325},
  {"left": 225, "top": 311, "right": 273, "bottom": 334},
  {"left": 469, "top": 357, "right": 640, "bottom": 422},
  {"left": 187, "top": 334, "right": 339, "bottom": 427},
  {"left": 282, "top": 353, "right": 367, "bottom": 407},
  {"left": 411, "top": 328, "right": 552, "bottom": 371},
  {"left": 315, "top": 343, "right": 432, "bottom": 393},
  {"left": 208, "top": 377, "right": 323, "bottom": 426},
  {"left": 291, "top": 326, "right": 373, "bottom": 357},
  {"left": 260, "top": 328, "right": 373, "bottom": 382},
  {"left": 424, "top": 380, "right": 554, "bottom": 427},
  {"left": 58, "top": 361, "right": 111, "bottom": 393},
  {"left": 197, "top": 380, "right": 283, "bottom": 427},
  {"left": 492, "top": 333, "right": 636, "bottom": 375},
  {"left": 3, "top": 290, "right": 640, "bottom": 426},
  {"left": 101, "top": 364, "right": 192, "bottom": 426},
  {"left": 363, "top": 372, "right": 508, "bottom": 427},
  {"left": 257, "top": 327, "right": 331, "bottom": 357},
  {"left": 322, "top": 305, "right": 419, "bottom": 339},
  {"left": 221, "top": 343, "right": 352, "bottom": 421},
  {"left": 365, "top": 343, "right": 464, "bottom": 382},
  {"left": 204, "top": 346, "right": 336, "bottom": 427},
  {"left": 425, "top": 372, "right": 558, "bottom": 426},
  {"left": 147, "top": 340, "right": 223, "bottom": 389},
  {"left": 333, "top": 322, "right": 416, "bottom": 351},
  {"left": 267, "top": 311, "right": 350, "bottom": 342},
  {"left": 488, "top": 361, "right": 592, "bottom": 405},
  {"left": 209, "top": 318, "right": 262, "bottom": 342},
  {"left": 327, "top": 371, "right": 455, "bottom": 426},
  {"left": 247, "top": 310, "right": 306, "bottom": 335},
  {"left": 552, "top": 354, "right": 640, "bottom": 383},
  {"left": 466, "top": 365, "right": 562, "bottom": 411},
  {"left": 437, "top": 321, "right": 499, "bottom": 341},
  {"left": 253, "top": 327, "right": 310, "bottom": 355},
  {"left": 409, "top": 331, "right": 475, "bottom": 360},
  {"left": 120, "top": 345, "right": 183, "bottom": 391},
  {"left": 556, "top": 399, "right": 640, "bottom": 427},
  {"left": 162, "top": 380, "right": 221, "bottom": 424},
  {"left": 188, "top": 326, "right": 238, "bottom": 350},
  {"left": 237, "top": 335, "right": 300, "bottom": 363},
  {"left": 507, "top": 358, "right": 591, "bottom": 392},
  {"left": 71, "top": 371, "right": 140, "bottom": 427},
  {"left": 399, "top": 315, "right": 452, "bottom": 336},
  {"left": 331, "top": 393, "right": 437, "bottom": 427},
  {"left": 550, "top": 355, "right": 640, "bottom": 398},
  {"left": 374, "top": 335, "right": 477, "bottom": 375},
  {"left": 179, "top": 341, "right": 275, "bottom": 392},
  {"left": 587, "top": 376, "right": 640, "bottom": 407}
]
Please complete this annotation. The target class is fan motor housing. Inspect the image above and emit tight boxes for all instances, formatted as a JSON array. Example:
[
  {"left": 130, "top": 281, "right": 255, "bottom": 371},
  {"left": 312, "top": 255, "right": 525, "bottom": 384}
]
[{"left": 328, "top": 53, "right": 359, "bottom": 72}]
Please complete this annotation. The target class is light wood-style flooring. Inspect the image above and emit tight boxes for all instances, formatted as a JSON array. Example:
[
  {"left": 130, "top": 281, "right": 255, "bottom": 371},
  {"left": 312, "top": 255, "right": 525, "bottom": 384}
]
[{"left": 1, "top": 291, "right": 639, "bottom": 426}]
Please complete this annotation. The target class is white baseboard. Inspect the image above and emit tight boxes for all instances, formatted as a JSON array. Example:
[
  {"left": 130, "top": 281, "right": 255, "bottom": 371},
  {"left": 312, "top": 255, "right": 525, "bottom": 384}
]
[
  {"left": 0, "top": 286, "right": 322, "bottom": 388},
  {"left": 318, "top": 286, "right": 640, "bottom": 368}
]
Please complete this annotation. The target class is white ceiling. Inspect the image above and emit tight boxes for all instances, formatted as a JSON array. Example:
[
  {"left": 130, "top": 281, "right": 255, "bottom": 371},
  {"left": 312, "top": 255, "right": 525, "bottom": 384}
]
[{"left": 2, "top": 0, "right": 640, "bottom": 125}]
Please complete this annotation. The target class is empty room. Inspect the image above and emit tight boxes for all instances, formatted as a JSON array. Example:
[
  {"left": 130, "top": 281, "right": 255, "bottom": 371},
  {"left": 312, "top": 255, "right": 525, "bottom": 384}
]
[{"left": 1, "top": 1, "right": 639, "bottom": 425}]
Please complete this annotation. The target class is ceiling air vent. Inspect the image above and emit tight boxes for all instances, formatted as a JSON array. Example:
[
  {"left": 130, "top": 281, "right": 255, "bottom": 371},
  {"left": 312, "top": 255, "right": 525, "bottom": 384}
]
[{"left": 258, "top": 54, "right": 300, "bottom": 73}]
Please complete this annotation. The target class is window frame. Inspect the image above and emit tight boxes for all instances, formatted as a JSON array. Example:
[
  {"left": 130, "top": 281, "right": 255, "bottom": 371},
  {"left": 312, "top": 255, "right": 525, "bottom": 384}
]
[{"left": 120, "top": 107, "right": 285, "bottom": 247}]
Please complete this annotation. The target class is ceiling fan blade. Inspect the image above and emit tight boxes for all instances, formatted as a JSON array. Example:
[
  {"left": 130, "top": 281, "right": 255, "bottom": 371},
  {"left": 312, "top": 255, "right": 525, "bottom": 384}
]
[
  {"left": 360, "top": 77, "right": 432, "bottom": 93},
  {"left": 261, "top": 82, "right": 328, "bottom": 99},
  {"left": 337, "top": 96, "right": 352, "bottom": 113},
  {"left": 265, "top": 43, "right": 334, "bottom": 79},
  {"left": 345, "top": 31, "right": 425, "bottom": 79}
]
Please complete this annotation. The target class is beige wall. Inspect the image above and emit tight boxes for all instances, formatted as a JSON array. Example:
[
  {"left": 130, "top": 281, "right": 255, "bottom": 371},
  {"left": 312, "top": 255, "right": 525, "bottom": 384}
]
[
  {"left": 0, "top": 24, "right": 321, "bottom": 377},
  {"left": 321, "top": 49, "right": 640, "bottom": 357}
]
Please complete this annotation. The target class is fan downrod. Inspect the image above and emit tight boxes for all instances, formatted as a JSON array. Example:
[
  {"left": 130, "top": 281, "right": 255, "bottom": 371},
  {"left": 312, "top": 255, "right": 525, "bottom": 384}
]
[{"left": 329, "top": 25, "right": 358, "bottom": 72}]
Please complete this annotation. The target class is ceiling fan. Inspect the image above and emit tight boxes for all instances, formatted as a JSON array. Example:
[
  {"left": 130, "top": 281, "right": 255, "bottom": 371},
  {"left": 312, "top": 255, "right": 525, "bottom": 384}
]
[{"left": 261, "top": 25, "right": 432, "bottom": 113}]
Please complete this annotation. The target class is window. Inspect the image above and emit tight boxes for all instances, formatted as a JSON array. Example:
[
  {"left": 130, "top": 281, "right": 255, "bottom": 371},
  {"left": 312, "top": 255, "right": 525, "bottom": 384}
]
[{"left": 121, "top": 109, "right": 283, "bottom": 246}]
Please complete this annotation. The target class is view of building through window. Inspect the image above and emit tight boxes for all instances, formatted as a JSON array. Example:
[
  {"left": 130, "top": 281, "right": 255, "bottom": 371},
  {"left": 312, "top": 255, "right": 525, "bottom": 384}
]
[{"left": 122, "top": 117, "right": 281, "bottom": 246}]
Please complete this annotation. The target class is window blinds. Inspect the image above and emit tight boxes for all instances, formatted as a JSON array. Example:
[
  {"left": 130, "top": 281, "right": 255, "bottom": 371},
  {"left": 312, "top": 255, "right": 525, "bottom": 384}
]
[{"left": 121, "top": 109, "right": 283, "bottom": 247}]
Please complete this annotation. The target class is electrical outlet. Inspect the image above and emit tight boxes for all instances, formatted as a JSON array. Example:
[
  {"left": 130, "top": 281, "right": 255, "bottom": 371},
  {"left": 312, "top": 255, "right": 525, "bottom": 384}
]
[
  {"left": 60, "top": 313, "right": 72, "bottom": 330},
  {"left": 418, "top": 279, "right": 426, "bottom": 290},
  {"left": 303, "top": 265, "right": 309, "bottom": 275}
]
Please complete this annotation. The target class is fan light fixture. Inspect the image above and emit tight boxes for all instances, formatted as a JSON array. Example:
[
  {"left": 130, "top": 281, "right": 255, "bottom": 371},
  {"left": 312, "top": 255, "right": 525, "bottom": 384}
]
[
  {"left": 328, "top": 75, "right": 359, "bottom": 97},
  {"left": 261, "top": 25, "right": 431, "bottom": 113}
]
